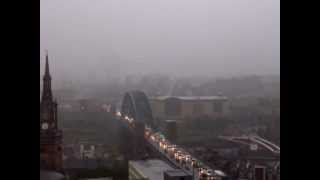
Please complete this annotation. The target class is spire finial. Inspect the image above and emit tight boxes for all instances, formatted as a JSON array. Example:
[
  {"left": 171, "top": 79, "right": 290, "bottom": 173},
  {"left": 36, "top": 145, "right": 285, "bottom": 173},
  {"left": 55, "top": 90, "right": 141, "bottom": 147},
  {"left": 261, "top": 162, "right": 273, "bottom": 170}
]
[{"left": 44, "top": 50, "right": 50, "bottom": 77}]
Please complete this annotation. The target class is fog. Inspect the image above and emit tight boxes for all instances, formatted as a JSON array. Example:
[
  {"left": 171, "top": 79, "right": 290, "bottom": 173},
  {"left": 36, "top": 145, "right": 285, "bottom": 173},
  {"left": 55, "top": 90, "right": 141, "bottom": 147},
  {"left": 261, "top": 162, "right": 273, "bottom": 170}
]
[{"left": 40, "top": 0, "right": 280, "bottom": 85}]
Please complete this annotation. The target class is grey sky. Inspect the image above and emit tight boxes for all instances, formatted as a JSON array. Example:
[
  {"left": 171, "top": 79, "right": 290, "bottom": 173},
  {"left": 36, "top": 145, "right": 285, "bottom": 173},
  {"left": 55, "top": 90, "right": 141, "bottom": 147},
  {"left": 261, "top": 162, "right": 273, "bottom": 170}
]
[{"left": 40, "top": 0, "right": 280, "bottom": 83}]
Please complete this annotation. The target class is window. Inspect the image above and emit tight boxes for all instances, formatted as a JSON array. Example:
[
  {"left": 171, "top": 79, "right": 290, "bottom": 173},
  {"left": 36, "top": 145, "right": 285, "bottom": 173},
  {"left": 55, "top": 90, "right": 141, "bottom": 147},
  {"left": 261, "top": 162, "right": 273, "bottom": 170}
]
[
  {"left": 165, "top": 98, "right": 181, "bottom": 117},
  {"left": 193, "top": 102, "right": 204, "bottom": 115},
  {"left": 213, "top": 101, "right": 223, "bottom": 113}
]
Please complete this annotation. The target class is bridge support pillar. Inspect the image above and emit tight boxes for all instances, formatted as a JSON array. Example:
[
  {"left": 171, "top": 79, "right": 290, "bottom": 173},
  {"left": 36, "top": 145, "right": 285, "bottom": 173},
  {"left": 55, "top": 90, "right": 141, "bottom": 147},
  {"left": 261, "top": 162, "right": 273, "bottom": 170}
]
[{"left": 133, "top": 121, "right": 146, "bottom": 159}]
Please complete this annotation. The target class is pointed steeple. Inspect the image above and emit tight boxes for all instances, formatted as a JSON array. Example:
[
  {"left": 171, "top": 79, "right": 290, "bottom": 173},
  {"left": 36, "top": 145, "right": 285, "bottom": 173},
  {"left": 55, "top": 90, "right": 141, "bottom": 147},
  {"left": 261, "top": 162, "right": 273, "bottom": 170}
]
[
  {"left": 41, "top": 50, "right": 53, "bottom": 102},
  {"left": 44, "top": 50, "right": 51, "bottom": 79}
]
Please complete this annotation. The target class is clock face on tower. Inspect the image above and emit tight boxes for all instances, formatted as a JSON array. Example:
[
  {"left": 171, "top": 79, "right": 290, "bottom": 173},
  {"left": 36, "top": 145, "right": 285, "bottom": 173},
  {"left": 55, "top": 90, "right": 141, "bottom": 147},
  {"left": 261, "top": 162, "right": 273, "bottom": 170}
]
[{"left": 41, "top": 122, "right": 49, "bottom": 130}]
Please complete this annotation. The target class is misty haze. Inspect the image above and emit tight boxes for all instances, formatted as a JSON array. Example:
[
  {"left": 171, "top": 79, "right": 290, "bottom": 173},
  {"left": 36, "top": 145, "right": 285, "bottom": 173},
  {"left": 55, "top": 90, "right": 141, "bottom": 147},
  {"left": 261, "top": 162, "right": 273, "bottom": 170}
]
[
  {"left": 40, "top": 0, "right": 280, "bottom": 180},
  {"left": 41, "top": 0, "right": 279, "bottom": 85}
]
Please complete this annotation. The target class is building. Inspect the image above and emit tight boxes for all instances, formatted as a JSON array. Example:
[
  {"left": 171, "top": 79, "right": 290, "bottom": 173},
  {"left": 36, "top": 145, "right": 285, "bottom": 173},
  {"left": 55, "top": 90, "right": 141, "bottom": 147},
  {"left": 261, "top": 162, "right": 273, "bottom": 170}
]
[
  {"left": 63, "top": 157, "right": 113, "bottom": 170},
  {"left": 163, "top": 120, "right": 178, "bottom": 142},
  {"left": 40, "top": 52, "right": 63, "bottom": 171},
  {"left": 79, "top": 178, "right": 113, "bottom": 180},
  {"left": 40, "top": 170, "right": 66, "bottom": 180},
  {"left": 150, "top": 96, "right": 229, "bottom": 121},
  {"left": 129, "top": 159, "right": 177, "bottom": 180},
  {"left": 254, "top": 165, "right": 266, "bottom": 180},
  {"left": 163, "top": 170, "right": 192, "bottom": 180},
  {"left": 79, "top": 143, "right": 96, "bottom": 159}
]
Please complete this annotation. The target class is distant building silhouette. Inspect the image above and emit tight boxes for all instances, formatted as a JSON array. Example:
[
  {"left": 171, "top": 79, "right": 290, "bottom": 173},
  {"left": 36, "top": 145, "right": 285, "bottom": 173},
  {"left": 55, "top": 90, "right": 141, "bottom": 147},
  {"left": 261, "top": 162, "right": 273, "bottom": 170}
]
[{"left": 150, "top": 96, "right": 229, "bottom": 121}]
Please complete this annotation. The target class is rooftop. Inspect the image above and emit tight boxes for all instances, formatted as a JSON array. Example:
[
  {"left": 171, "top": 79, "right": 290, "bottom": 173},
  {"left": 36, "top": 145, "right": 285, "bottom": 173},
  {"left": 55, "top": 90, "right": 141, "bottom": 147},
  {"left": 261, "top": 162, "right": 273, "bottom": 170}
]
[
  {"left": 164, "top": 120, "right": 177, "bottom": 123},
  {"left": 79, "top": 178, "right": 113, "bottom": 180},
  {"left": 40, "top": 170, "right": 65, "bottom": 180},
  {"left": 64, "top": 158, "right": 112, "bottom": 169},
  {"left": 164, "top": 169, "right": 190, "bottom": 177},
  {"left": 150, "top": 96, "right": 228, "bottom": 101},
  {"left": 129, "top": 159, "right": 175, "bottom": 180}
]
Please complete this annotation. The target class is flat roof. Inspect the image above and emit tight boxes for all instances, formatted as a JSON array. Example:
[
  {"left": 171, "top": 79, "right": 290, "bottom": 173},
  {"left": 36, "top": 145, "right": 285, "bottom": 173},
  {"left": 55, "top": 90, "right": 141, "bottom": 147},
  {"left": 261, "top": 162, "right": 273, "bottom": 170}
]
[
  {"left": 129, "top": 159, "right": 175, "bottom": 180},
  {"left": 164, "top": 169, "right": 190, "bottom": 177},
  {"left": 40, "top": 170, "right": 65, "bottom": 180},
  {"left": 150, "top": 96, "right": 228, "bottom": 101},
  {"left": 79, "top": 178, "right": 113, "bottom": 180},
  {"left": 164, "top": 120, "right": 177, "bottom": 122}
]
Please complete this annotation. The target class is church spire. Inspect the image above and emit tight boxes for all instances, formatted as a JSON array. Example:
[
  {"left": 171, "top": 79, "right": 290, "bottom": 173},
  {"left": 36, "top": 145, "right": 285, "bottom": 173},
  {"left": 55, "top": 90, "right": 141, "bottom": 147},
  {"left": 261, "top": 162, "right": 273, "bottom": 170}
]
[
  {"left": 40, "top": 50, "right": 62, "bottom": 171},
  {"left": 44, "top": 50, "right": 51, "bottom": 78},
  {"left": 41, "top": 50, "right": 52, "bottom": 102}
]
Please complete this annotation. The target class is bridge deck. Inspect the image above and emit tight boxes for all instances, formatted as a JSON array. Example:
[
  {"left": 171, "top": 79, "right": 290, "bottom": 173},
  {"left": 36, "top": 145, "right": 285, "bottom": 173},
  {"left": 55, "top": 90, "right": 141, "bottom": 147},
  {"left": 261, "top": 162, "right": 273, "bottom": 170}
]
[{"left": 117, "top": 113, "right": 226, "bottom": 180}]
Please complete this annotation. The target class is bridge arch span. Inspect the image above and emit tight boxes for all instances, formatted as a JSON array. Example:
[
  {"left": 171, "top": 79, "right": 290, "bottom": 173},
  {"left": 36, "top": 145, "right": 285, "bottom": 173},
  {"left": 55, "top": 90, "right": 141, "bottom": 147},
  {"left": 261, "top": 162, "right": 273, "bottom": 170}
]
[{"left": 121, "top": 91, "right": 155, "bottom": 128}]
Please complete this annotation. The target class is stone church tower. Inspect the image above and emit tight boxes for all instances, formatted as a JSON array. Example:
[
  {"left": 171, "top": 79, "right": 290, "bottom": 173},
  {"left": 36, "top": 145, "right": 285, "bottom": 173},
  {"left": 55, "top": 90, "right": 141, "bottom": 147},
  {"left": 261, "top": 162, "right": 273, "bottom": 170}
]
[{"left": 40, "top": 52, "right": 63, "bottom": 170}]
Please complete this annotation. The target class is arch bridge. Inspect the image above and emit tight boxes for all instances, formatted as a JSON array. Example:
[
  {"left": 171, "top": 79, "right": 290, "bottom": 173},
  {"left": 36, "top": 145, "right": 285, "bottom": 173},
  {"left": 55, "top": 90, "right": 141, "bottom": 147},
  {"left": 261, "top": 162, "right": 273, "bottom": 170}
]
[{"left": 116, "top": 91, "right": 227, "bottom": 180}]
